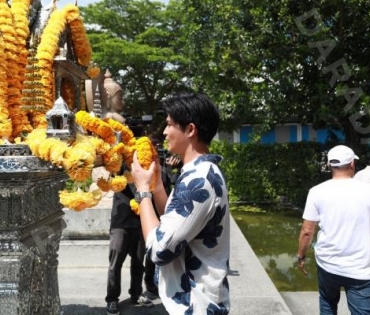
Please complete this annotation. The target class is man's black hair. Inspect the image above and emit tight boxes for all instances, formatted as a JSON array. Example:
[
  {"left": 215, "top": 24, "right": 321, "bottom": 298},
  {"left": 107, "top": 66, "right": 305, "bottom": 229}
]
[{"left": 161, "top": 92, "right": 220, "bottom": 145}]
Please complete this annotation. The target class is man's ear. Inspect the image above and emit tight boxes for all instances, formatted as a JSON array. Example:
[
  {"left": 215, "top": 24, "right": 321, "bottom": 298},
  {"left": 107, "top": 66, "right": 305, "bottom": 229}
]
[{"left": 186, "top": 123, "right": 197, "bottom": 138}]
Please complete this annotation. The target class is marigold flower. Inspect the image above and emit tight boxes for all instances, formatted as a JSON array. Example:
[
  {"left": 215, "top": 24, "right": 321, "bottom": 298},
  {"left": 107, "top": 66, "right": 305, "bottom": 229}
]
[
  {"left": 89, "top": 136, "right": 111, "bottom": 155},
  {"left": 135, "top": 136, "right": 158, "bottom": 191},
  {"left": 26, "top": 128, "right": 47, "bottom": 157},
  {"left": 103, "top": 150, "right": 123, "bottom": 173},
  {"left": 109, "top": 175, "right": 127, "bottom": 193},
  {"left": 60, "top": 188, "right": 102, "bottom": 211},
  {"left": 38, "top": 137, "right": 61, "bottom": 161},
  {"left": 50, "top": 141, "right": 69, "bottom": 167},
  {"left": 96, "top": 177, "right": 110, "bottom": 192},
  {"left": 129, "top": 199, "right": 140, "bottom": 216}
]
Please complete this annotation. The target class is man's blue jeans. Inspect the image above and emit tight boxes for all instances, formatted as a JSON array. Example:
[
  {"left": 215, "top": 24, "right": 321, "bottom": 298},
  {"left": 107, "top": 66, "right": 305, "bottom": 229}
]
[{"left": 317, "top": 265, "right": 370, "bottom": 315}]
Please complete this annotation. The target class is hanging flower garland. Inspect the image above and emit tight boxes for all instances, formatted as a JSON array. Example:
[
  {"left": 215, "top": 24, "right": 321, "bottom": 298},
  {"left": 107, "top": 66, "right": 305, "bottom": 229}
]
[
  {"left": 28, "top": 6, "right": 64, "bottom": 128},
  {"left": 0, "top": 26, "right": 11, "bottom": 141},
  {"left": 129, "top": 136, "right": 158, "bottom": 214},
  {"left": 75, "top": 110, "right": 117, "bottom": 144},
  {"left": 25, "top": 112, "right": 158, "bottom": 212},
  {"left": 64, "top": 4, "right": 92, "bottom": 67},
  {"left": 97, "top": 175, "right": 127, "bottom": 193},
  {"left": 0, "top": 0, "right": 16, "bottom": 140},
  {"left": 26, "top": 129, "right": 98, "bottom": 211},
  {"left": 0, "top": 3, "right": 157, "bottom": 214},
  {"left": 60, "top": 188, "right": 102, "bottom": 212}
]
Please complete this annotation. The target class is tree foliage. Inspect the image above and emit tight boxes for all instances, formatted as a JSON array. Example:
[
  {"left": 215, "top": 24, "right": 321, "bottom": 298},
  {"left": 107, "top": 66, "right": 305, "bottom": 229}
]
[
  {"left": 81, "top": 0, "right": 191, "bottom": 137},
  {"left": 81, "top": 0, "right": 370, "bottom": 147},
  {"left": 182, "top": 0, "right": 370, "bottom": 147}
]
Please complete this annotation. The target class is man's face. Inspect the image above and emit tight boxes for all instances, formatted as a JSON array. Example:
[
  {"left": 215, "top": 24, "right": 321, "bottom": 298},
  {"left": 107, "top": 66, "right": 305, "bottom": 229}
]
[{"left": 163, "top": 115, "right": 187, "bottom": 156}]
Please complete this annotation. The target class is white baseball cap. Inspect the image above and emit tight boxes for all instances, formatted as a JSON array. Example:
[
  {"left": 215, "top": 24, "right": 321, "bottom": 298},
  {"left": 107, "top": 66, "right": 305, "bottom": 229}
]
[{"left": 327, "top": 145, "right": 359, "bottom": 167}]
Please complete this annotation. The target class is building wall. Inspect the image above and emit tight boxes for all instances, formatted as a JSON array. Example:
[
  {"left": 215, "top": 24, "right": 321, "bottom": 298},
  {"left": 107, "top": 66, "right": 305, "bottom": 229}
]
[{"left": 221, "top": 124, "right": 345, "bottom": 144}]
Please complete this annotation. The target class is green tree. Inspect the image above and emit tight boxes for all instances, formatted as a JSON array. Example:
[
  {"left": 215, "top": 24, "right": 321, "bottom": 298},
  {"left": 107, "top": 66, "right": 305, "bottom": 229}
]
[
  {"left": 81, "top": 0, "right": 191, "bottom": 137},
  {"left": 182, "top": 0, "right": 370, "bottom": 147}
]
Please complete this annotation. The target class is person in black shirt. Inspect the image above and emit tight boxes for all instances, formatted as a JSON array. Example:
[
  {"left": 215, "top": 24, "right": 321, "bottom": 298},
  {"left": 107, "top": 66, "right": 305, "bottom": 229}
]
[{"left": 105, "top": 183, "right": 154, "bottom": 315}]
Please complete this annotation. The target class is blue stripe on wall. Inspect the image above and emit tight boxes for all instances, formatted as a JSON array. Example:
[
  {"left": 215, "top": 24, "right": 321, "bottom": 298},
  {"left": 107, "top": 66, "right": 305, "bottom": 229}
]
[
  {"left": 240, "top": 126, "right": 253, "bottom": 143},
  {"left": 261, "top": 130, "right": 275, "bottom": 144},
  {"left": 289, "top": 125, "right": 297, "bottom": 142},
  {"left": 317, "top": 129, "right": 327, "bottom": 143},
  {"left": 302, "top": 125, "right": 309, "bottom": 141}
]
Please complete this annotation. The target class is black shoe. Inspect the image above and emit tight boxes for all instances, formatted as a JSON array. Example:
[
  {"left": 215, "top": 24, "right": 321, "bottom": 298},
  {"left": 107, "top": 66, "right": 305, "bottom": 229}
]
[
  {"left": 143, "top": 289, "right": 159, "bottom": 300},
  {"left": 130, "top": 295, "right": 154, "bottom": 308},
  {"left": 106, "top": 301, "right": 119, "bottom": 315}
]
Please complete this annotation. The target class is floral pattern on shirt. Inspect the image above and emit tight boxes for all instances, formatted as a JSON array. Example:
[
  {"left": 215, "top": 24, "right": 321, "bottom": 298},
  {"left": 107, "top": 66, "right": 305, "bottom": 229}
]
[
  {"left": 156, "top": 240, "right": 188, "bottom": 266},
  {"left": 195, "top": 204, "right": 227, "bottom": 248},
  {"left": 166, "top": 177, "right": 210, "bottom": 216}
]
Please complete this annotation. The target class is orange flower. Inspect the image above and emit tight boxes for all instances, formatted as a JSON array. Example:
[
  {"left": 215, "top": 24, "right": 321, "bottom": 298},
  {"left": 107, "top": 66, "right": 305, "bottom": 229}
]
[
  {"left": 135, "top": 136, "right": 158, "bottom": 191},
  {"left": 97, "top": 177, "right": 110, "bottom": 192},
  {"left": 103, "top": 149, "right": 122, "bottom": 173},
  {"left": 26, "top": 128, "right": 47, "bottom": 157},
  {"left": 87, "top": 66, "right": 100, "bottom": 79},
  {"left": 109, "top": 175, "right": 127, "bottom": 192},
  {"left": 129, "top": 199, "right": 140, "bottom": 216},
  {"left": 128, "top": 137, "right": 157, "bottom": 214},
  {"left": 60, "top": 188, "right": 102, "bottom": 211},
  {"left": 122, "top": 138, "right": 136, "bottom": 166}
]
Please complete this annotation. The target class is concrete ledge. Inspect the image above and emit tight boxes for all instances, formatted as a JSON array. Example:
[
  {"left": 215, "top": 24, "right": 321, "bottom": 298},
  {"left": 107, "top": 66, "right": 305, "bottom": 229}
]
[
  {"left": 62, "top": 208, "right": 110, "bottom": 239},
  {"left": 228, "top": 216, "right": 292, "bottom": 315}
]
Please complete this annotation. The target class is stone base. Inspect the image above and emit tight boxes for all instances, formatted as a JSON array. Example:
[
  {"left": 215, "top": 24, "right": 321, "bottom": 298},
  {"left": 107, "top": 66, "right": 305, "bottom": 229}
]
[{"left": 62, "top": 192, "right": 113, "bottom": 240}]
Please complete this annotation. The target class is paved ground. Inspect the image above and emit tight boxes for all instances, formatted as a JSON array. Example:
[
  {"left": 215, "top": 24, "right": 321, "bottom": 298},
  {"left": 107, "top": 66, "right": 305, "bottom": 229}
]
[
  {"left": 58, "top": 215, "right": 351, "bottom": 315},
  {"left": 281, "top": 292, "right": 349, "bottom": 315}
]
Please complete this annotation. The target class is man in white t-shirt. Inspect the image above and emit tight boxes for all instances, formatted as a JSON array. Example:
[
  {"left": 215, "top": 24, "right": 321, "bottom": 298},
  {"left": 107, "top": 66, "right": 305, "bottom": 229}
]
[
  {"left": 297, "top": 145, "right": 370, "bottom": 315},
  {"left": 354, "top": 163, "right": 370, "bottom": 184}
]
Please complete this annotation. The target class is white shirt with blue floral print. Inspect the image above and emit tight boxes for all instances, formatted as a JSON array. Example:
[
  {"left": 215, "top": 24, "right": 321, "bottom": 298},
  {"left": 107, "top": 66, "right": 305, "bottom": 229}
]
[{"left": 146, "top": 154, "right": 230, "bottom": 315}]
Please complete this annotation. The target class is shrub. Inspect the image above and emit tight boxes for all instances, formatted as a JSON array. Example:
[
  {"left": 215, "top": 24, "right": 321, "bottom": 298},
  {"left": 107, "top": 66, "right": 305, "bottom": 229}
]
[{"left": 210, "top": 141, "right": 326, "bottom": 209}]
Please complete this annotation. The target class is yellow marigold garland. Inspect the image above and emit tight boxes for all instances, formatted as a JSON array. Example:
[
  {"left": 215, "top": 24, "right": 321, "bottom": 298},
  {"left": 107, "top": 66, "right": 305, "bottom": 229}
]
[
  {"left": 0, "top": 2, "right": 158, "bottom": 213},
  {"left": 130, "top": 136, "right": 158, "bottom": 214},
  {"left": 105, "top": 118, "right": 134, "bottom": 144},
  {"left": 64, "top": 4, "right": 92, "bottom": 67},
  {"left": 63, "top": 141, "right": 96, "bottom": 182},
  {"left": 136, "top": 136, "right": 158, "bottom": 191},
  {"left": 0, "top": 0, "right": 14, "bottom": 140},
  {"left": 9, "top": 0, "right": 33, "bottom": 138},
  {"left": 75, "top": 111, "right": 116, "bottom": 144},
  {"left": 59, "top": 188, "right": 102, "bottom": 211}
]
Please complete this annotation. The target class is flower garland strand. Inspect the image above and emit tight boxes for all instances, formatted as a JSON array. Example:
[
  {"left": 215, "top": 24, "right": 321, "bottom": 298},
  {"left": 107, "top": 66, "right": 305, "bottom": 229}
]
[
  {"left": 26, "top": 129, "right": 100, "bottom": 211},
  {"left": 9, "top": 0, "right": 33, "bottom": 138},
  {"left": 76, "top": 110, "right": 116, "bottom": 144},
  {"left": 64, "top": 4, "right": 92, "bottom": 67},
  {"left": 0, "top": 17, "right": 12, "bottom": 141},
  {"left": 129, "top": 136, "right": 158, "bottom": 214},
  {"left": 0, "top": 0, "right": 16, "bottom": 140},
  {"left": 30, "top": 6, "right": 64, "bottom": 128}
]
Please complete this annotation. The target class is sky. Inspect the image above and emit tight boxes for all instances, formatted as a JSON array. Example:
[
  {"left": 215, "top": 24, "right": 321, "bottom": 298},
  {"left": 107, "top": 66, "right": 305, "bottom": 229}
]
[{"left": 50, "top": 0, "right": 169, "bottom": 9}]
